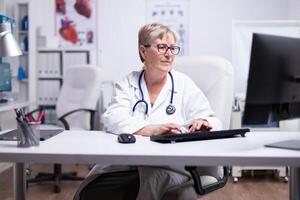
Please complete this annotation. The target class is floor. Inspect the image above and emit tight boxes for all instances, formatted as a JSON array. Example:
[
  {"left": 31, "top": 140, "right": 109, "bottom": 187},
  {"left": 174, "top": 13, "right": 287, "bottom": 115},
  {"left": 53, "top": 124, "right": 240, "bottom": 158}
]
[{"left": 0, "top": 164, "right": 289, "bottom": 200}]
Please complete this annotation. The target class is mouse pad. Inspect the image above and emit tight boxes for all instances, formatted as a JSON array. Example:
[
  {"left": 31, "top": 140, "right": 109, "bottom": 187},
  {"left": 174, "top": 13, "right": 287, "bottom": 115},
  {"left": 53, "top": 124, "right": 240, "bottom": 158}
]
[{"left": 265, "top": 140, "right": 300, "bottom": 151}]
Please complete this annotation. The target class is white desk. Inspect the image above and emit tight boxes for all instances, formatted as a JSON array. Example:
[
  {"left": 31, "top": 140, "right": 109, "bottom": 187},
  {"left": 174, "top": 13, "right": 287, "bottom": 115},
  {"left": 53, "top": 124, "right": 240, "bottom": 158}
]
[{"left": 1, "top": 130, "right": 300, "bottom": 200}]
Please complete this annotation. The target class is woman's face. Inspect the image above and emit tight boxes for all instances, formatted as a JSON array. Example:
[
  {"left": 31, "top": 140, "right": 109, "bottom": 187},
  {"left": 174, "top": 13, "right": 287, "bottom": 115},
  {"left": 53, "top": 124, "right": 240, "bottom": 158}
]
[{"left": 140, "top": 33, "right": 177, "bottom": 74}]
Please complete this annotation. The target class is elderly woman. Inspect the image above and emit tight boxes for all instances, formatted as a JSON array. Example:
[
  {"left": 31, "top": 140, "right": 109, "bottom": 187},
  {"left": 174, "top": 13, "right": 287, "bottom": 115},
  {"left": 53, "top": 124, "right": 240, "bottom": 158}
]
[{"left": 74, "top": 23, "right": 221, "bottom": 200}]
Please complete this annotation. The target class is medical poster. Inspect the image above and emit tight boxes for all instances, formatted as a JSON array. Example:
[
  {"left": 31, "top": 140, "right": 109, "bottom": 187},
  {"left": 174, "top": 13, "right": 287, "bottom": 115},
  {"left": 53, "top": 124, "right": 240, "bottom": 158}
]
[
  {"left": 146, "top": 0, "right": 189, "bottom": 56},
  {"left": 55, "top": 0, "right": 96, "bottom": 47}
]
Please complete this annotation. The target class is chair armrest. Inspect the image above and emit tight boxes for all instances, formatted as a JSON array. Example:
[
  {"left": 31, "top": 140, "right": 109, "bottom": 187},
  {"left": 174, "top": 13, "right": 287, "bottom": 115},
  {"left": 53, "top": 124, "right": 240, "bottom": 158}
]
[
  {"left": 185, "top": 166, "right": 229, "bottom": 195},
  {"left": 58, "top": 108, "right": 96, "bottom": 130}
]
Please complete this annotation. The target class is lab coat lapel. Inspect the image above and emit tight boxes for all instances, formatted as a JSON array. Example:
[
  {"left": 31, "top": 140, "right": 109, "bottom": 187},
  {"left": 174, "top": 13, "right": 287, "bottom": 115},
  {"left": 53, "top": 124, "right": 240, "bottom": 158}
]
[
  {"left": 140, "top": 75, "right": 151, "bottom": 109},
  {"left": 130, "top": 71, "right": 146, "bottom": 101},
  {"left": 151, "top": 75, "right": 172, "bottom": 113}
]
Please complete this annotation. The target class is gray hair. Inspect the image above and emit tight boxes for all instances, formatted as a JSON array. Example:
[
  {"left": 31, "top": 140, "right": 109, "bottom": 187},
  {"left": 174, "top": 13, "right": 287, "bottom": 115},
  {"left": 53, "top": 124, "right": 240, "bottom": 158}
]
[{"left": 138, "top": 23, "right": 177, "bottom": 62}]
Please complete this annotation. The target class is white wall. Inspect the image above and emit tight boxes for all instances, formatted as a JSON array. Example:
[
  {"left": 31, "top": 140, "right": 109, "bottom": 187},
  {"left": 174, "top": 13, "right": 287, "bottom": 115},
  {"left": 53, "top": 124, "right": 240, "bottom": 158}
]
[
  {"left": 5, "top": 0, "right": 292, "bottom": 82},
  {"left": 98, "top": 0, "right": 290, "bottom": 81},
  {"left": 189, "top": 0, "right": 288, "bottom": 59},
  {"left": 97, "top": 0, "right": 145, "bottom": 81},
  {"left": 288, "top": 0, "right": 300, "bottom": 19}
]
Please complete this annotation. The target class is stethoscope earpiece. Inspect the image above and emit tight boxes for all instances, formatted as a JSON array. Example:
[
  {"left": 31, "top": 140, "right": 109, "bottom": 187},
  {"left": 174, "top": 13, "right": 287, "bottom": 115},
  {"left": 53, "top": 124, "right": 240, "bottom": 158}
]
[{"left": 132, "top": 70, "right": 176, "bottom": 115}]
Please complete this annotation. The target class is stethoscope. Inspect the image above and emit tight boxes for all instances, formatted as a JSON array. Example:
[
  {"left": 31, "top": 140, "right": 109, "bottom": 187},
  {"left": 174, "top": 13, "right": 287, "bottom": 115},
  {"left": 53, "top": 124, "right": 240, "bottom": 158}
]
[{"left": 132, "top": 70, "right": 176, "bottom": 115}]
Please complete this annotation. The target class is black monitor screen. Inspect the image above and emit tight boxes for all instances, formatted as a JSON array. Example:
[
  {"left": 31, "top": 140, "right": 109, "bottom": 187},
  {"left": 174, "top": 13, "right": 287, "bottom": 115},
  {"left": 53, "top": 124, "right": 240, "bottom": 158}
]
[
  {"left": 0, "top": 63, "right": 12, "bottom": 92},
  {"left": 243, "top": 33, "right": 300, "bottom": 125}
]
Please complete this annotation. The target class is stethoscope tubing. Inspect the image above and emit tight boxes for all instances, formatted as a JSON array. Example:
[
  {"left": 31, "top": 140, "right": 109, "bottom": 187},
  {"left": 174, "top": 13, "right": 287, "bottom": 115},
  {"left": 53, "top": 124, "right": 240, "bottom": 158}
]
[{"left": 132, "top": 70, "right": 175, "bottom": 115}]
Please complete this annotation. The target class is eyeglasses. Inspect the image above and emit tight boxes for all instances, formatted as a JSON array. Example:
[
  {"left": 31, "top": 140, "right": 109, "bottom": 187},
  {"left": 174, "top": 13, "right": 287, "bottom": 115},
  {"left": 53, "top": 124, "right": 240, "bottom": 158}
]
[{"left": 144, "top": 44, "right": 180, "bottom": 55}]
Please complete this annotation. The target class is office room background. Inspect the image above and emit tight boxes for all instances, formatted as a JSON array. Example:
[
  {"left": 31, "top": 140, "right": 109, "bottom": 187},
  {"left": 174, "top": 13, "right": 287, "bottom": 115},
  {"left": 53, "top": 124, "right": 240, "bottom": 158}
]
[
  {"left": 0, "top": 0, "right": 299, "bottom": 135},
  {"left": 0, "top": 0, "right": 299, "bottom": 129},
  {"left": 2, "top": 0, "right": 300, "bottom": 82},
  {"left": 1, "top": 0, "right": 300, "bottom": 199}
]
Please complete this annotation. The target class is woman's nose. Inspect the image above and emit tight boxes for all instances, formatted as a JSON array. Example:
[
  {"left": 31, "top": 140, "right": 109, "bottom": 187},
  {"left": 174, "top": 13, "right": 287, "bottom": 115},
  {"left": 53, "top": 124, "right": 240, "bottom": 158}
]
[{"left": 164, "top": 48, "right": 172, "bottom": 56}]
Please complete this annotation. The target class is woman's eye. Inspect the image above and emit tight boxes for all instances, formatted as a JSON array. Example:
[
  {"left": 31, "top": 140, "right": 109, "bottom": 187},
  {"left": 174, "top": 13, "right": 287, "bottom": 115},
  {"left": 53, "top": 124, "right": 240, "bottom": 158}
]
[{"left": 158, "top": 45, "right": 167, "bottom": 50}]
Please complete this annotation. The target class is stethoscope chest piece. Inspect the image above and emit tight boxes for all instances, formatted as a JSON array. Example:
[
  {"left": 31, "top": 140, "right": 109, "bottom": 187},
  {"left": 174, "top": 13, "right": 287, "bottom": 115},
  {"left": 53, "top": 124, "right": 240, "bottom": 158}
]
[
  {"left": 166, "top": 104, "right": 176, "bottom": 115},
  {"left": 133, "top": 70, "right": 176, "bottom": 116}
]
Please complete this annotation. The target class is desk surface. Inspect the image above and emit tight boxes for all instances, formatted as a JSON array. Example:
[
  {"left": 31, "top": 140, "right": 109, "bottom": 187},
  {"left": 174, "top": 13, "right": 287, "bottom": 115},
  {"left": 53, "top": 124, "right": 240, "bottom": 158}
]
[
  {"left": 0, "top": 100, "right": 31, "bottom": 112},
  {"left": 0, "top": 131, "right": 300, "bottom": 166}
]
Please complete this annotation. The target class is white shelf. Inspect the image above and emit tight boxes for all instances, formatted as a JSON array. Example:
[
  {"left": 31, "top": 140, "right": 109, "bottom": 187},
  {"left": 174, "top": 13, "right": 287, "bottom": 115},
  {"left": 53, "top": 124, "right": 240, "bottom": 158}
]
[
  {"left": 11, "top": 77, "right": 29, "bottom": 83},
  {"left": 18, "top": 30, "right": 28, "bottom": 34},
  {"left": 38, "top": 47, "right": 96, "bottom": 52},
  {"left": 38, "top": 76, "right": 63, "bottom": 80}
]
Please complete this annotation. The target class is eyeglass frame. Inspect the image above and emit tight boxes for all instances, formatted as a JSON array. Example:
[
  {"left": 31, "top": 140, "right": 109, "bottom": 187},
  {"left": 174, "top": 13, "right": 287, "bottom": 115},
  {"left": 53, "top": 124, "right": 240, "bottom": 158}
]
[{"left": 143, "top": 43, "right": 181, "bottom": 55}]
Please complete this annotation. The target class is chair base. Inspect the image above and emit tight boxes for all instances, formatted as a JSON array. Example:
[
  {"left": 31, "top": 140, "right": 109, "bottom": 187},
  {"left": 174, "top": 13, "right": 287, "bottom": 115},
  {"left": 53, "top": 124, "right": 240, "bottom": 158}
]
[{"left": 27, "top": 164, "right": 84, "bottom": 193}]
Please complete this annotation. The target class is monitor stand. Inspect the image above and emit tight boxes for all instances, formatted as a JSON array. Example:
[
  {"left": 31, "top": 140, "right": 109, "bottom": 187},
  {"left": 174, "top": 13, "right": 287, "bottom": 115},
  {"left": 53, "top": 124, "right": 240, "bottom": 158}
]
[{"left": 265, "top": 140, "right": 300, "bottom": 151}]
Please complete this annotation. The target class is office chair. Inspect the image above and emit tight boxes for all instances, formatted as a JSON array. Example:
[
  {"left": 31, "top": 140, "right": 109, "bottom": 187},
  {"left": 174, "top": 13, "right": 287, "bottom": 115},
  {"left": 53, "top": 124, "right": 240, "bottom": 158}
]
[
  {"left": 74, "top": 56, "right": 234, "bottom": 200},
  {"left": 27, "top": 65, "right": 102, "bottom": 193},
  {"left": 166, "top": 55, "right": 234, "bottom": 197}
]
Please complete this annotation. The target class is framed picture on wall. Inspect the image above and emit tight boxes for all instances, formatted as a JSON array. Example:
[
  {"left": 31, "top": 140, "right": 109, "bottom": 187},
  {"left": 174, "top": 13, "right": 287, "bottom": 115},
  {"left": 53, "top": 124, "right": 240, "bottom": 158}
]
[
  {"left": 55, "top": 0, "right": 97, "bottom": 48},
  {"left": 146, "top": 0, "right": 190, "bottom": 56}
]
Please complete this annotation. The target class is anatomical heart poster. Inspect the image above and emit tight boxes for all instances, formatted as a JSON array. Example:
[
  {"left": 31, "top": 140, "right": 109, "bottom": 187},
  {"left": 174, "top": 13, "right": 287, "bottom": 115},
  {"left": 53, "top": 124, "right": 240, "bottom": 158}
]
[{"left": 55, "top": 0, "right": 96, "bottom": 47}]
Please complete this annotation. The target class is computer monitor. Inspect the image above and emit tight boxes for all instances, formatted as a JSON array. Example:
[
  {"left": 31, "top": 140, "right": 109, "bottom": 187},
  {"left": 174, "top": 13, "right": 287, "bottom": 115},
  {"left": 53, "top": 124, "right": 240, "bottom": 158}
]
[
  {"left": 243, "top": 33, "right": 300, "bottom": 125},
  {"left": 0, "top": 63, "right": 12, "bottom": 103}
]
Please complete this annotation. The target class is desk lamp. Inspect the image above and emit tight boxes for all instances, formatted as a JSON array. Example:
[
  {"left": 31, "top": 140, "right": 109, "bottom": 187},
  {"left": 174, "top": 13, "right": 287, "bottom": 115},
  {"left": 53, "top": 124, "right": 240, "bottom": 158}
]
[
  {"left": 0, "top": 15, "right": 22, "bottom": 103},
  {"left": 0, "top": 15, "right": 22, "bottom": 58}
]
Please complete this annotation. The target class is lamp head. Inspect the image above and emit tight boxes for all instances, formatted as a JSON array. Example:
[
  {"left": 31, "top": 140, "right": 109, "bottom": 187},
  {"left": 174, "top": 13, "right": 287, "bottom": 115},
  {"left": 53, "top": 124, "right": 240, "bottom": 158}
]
[{"left": 0, "top": 15, "right": 22, "bottom": 57}]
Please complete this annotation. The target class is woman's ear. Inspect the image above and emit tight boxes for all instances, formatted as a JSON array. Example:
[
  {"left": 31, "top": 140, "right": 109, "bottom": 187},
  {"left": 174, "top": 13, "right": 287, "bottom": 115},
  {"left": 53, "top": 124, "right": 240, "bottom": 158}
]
[{"left": 139, "top": 45, "right": 146, "bottom": 61}]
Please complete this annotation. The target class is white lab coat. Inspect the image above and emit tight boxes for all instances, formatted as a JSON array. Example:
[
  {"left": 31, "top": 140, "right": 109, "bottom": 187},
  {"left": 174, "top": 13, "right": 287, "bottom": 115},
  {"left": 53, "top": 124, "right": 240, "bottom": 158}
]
[
  {"left": 74, "top": 69, "right": 221, "bottom": 200},
  {"left": 102, "top": 69, "right": 221, "bottom": 134}
]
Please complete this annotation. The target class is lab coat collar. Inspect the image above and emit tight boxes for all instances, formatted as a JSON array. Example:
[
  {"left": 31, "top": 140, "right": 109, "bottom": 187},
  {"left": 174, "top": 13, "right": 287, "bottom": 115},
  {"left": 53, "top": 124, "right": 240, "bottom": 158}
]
[
  {"left": 129, "top": 69, "right": 179, "bottom": 114},
  {"left": 129, "top": 71, "right": 141, "bottom": 89}
]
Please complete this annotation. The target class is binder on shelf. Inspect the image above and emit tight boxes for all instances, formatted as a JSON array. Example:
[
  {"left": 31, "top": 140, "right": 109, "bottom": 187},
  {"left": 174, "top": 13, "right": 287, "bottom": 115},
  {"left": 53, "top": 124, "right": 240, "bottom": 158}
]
[
  {"left": 63, "top": 51, "right": 88, "bottom": 75},
  {"left": 37, "top": 80, "right": 60, "bottom": 105},
  {"left": 37, "top": 53, "right": 46, "bottom": 77},
  {"left": 37, "top": 52, "right": 61, "bottom": 78}
]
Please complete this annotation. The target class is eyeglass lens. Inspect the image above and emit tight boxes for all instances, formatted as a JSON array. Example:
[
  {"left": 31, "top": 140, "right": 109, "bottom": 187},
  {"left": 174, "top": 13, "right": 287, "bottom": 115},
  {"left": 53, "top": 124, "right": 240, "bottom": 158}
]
[{"left": 157, "top": 44, "right": 180, "bottom": 55}]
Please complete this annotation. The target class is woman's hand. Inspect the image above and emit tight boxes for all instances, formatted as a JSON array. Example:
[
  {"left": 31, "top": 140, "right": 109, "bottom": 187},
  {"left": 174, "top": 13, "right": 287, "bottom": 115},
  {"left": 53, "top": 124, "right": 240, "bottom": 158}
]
[
  {"left": 134, "top": 123, "right": 181, "bottom": 136},
  {"left": 188, "top": 119, "right": 212, "bottom": 132}
]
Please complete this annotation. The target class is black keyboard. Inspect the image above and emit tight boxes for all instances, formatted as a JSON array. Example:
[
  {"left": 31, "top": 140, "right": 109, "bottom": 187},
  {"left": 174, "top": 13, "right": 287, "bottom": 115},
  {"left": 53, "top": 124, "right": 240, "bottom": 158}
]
[
  {"left": 0, "top": 128, "right": 64, "bottom": 141},
  {"left": 150, "top": 128, "right": 250, "bottom": 143}
]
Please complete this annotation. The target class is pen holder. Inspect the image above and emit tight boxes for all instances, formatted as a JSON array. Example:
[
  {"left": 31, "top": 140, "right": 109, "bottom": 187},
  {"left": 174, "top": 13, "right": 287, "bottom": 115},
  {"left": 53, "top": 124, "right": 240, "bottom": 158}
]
[{"left": 17, "top": 121, "right": 40, "bottom": 147}]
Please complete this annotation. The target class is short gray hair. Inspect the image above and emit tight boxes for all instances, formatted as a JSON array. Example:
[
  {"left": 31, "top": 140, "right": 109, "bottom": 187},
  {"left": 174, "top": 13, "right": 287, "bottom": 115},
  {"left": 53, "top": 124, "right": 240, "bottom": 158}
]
[{"left": 138, "top": 23, "right": 177, "bottom": 62}]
